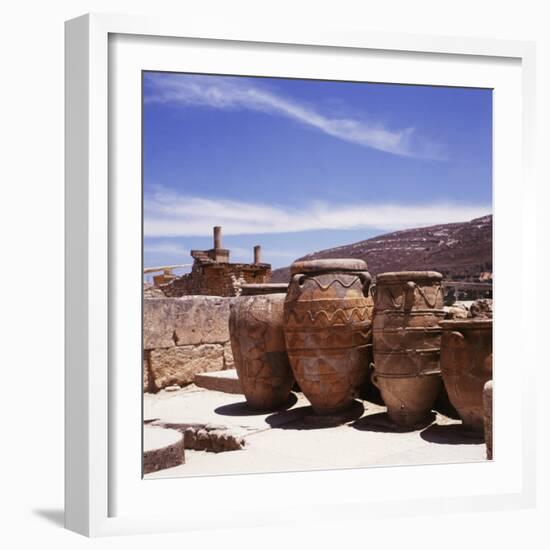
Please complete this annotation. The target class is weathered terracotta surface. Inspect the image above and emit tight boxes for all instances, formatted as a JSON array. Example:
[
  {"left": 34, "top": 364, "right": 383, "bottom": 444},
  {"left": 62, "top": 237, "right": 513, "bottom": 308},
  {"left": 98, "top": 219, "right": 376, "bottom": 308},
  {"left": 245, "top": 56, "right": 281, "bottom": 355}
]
[
  {"left": 229, "top": 285, "right": 294, "bottom": 410},
  {"left": 439, "top": 319, "right": 493, "bottom": 434},
  {"left": 283, "top": 259, "right": 373, "bottom": 415},
  {"left": 372, "top": 271, "right": 445, "bottom": 428},
  {"left": 483, "top": 380, "right": 493, "bottom": 459}
]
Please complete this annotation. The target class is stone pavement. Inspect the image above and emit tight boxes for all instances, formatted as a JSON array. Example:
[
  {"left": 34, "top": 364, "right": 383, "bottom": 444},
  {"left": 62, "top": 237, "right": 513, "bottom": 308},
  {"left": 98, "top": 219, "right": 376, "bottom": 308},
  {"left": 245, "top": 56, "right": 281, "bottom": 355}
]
[{"left": 144, "top": 385, "right": 486, "bottom": 479}]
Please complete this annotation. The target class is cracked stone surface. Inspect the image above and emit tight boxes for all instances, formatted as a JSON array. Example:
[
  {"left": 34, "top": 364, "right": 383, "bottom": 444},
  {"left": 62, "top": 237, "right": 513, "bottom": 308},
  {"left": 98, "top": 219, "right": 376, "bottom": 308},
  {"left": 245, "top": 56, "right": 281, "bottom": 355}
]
[
  {"left": 143, "top": 297, "right": 232, "bottom": 350},
  {"left": 144, "top": 385, "right": 486, "bottom": 479}
]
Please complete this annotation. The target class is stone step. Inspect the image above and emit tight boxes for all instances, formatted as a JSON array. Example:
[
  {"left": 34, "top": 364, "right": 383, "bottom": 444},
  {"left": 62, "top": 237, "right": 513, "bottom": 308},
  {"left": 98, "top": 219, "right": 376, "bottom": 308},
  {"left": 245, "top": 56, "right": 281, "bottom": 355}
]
[
  {"left": 194, "top": 369, "right": 243, "bottom": 394},
  {"left": 143, "top": 424, "right": 185, "bottom": 474}
]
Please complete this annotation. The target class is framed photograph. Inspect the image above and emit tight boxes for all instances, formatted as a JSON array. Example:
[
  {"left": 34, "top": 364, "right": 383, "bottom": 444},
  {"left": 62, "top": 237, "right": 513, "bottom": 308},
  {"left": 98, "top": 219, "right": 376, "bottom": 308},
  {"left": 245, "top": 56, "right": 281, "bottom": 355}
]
[{"left": 65, "top": 13, "right": 537, "bottom": 536}]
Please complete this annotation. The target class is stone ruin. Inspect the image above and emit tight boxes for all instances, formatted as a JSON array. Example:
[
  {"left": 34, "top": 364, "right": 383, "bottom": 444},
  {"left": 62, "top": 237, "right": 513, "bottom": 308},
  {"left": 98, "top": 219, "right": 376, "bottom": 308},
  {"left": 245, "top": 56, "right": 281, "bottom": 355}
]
[
  {"left": 155, "top": 226, "right": 272, "bottom": 297},
  {"left": 142, "top": 225, "right": 495, "bottom": 474},
  {"left": 443, "top": 281, "right": 493, "bottom": 304},
  {"left": 142, "top": 228, "right": 495, "bottom": 474},
  {"left": 143, "top": 296, "right": 235, "bottom": 393}
]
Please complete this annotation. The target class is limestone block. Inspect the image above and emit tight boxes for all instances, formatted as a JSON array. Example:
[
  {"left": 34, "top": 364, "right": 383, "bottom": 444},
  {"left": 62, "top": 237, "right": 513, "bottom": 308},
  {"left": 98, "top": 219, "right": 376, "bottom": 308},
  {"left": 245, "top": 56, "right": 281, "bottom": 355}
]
[
  {"left": 173, "top": 296, "right": 232, "bottom": 345},
  {"left": 143, "top": 299, "right": 178, "bottom": 350},
  {"left": 194, "top": 369, "right": 243, "bottom": 394},
  {"left": 149, "top": 344, "right": 224, "bottom": 388},
  {"left": 144, "top": 297, "right": 232, "bottom": 350}
]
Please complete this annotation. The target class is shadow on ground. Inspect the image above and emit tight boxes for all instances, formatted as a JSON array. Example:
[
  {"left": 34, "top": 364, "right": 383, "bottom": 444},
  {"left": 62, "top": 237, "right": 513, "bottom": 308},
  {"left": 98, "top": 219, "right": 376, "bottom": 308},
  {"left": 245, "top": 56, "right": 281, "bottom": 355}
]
[
  {"left": 351, "top": 411, "right": 435, "bottom": 433},
  {"left": 214, "top": 393, "right": 298, "bottom": 417},
  {"left": 33, "top": 509, "right": 64, "bottom": 528},
  {"left": 420, "top": 423, "right": 484, "bottom": 445},
  {"left": 266, "top": 400, "right": 365, "bottom": 430}
]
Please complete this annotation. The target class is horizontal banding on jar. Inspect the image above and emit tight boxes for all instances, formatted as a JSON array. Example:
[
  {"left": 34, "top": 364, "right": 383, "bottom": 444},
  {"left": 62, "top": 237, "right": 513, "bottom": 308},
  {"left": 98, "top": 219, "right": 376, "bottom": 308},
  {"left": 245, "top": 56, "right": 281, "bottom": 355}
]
[
  {"left": 372, "top": 271, "right": 444, "bottom": 429},
  {"left": 283, "top": 259, "right": 373, "bottom": 415}
]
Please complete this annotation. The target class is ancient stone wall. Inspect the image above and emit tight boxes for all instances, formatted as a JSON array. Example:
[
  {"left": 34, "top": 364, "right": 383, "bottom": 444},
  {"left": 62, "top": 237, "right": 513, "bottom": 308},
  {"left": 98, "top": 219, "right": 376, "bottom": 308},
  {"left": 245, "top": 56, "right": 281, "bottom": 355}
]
[
  {"left": 143, "top": 296, "right": 234, "bottom": 392},
  {"left": 162, "top": 263, "right": 271, "bottom": 297}
]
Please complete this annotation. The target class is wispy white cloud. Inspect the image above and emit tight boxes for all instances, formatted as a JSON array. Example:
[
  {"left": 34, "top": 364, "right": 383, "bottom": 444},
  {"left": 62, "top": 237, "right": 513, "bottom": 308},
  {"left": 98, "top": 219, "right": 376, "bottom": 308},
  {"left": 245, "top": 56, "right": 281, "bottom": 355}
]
[
  {"left": 144, "top": 74, "right": 446, "bottom": 159},
  {"left": 143, "top": 241, "right": 188, "bottom": 256},
  {"left": 144, "top": 187, "right": 490, "bottom": 238}
]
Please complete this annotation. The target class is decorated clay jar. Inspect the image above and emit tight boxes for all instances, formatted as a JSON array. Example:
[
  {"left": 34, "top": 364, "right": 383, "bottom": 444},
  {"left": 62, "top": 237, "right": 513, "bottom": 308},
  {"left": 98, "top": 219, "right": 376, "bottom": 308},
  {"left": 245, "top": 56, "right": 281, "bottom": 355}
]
[
  {"left": 283, "top": 259, "right": 373, "bottom": 415},
  {"left": 372, "top": 271, "right": 445, "bottom": 429},
  {"left": 229, "top": 284, "right": 294, "bottom": 410}
]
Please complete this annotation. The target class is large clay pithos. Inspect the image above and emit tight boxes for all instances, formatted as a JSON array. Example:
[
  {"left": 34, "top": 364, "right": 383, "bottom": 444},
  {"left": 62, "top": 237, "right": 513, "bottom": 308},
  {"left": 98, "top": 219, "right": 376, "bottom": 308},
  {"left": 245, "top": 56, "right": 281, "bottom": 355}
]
[
  {"left": 372, "top": 271, "right": 445, "bottom": 428},
  {"left": 283, "top": 259, "right": 373, "bottom": 415},
  {"left": 229, "top": 284, "right": 295, "bottom": 410},
  {"left": 439, "top": 319, "right": 493, "bottom": 435}
]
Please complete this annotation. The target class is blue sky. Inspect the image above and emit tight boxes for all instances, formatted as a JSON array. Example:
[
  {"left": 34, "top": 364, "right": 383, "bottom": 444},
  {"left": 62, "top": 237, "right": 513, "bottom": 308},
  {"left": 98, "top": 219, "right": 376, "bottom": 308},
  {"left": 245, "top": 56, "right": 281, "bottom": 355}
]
[{"left": 143, "top": 72, "right": 492, "bottom": 272}]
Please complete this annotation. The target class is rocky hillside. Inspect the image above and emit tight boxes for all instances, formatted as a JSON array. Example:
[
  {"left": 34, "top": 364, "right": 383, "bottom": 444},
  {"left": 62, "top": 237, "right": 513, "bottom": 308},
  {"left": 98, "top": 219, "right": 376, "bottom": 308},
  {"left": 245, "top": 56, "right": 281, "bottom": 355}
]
[{"left": 271, "top": 215, "right": 492, "bottom": 282}]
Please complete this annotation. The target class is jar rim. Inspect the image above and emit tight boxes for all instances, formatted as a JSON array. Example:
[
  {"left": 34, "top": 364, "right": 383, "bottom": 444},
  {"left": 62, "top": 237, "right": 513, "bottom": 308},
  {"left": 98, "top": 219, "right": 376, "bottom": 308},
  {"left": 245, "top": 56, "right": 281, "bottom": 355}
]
[
  {"left": 376, "top": 271, "right": 443, "bottom": 282},
  {"left": 290, "top": 258, "right": 368, "bottom": 276},
  {"left": 439, "top": 318, "right": 492, "bottom": 329}
]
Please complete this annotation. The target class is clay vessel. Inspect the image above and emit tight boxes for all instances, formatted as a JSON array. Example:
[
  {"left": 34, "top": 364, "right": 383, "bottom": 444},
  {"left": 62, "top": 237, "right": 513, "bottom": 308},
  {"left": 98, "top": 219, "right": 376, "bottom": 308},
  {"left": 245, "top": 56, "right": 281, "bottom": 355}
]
[
  {"left": 483, "top": 380, "right": 493, "bottom": 459},
  {"left": 283, "top": 259, "right": 373, "bottom": 415},
  {"left": 372, "top": 271, "right": 445, "bottom": 428},
  {"left": 439, "top": 319, "right": 493, "bottom": 434},
  {"left": 229, "top": 284, "right": 294, "bottom": 410}
]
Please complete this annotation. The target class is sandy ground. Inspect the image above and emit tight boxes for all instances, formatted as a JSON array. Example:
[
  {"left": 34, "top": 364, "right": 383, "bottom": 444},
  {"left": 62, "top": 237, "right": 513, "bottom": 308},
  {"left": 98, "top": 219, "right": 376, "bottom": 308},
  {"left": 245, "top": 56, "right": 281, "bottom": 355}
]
[{"left": 144, "top": 385, "right": 486, "bottom": 479}]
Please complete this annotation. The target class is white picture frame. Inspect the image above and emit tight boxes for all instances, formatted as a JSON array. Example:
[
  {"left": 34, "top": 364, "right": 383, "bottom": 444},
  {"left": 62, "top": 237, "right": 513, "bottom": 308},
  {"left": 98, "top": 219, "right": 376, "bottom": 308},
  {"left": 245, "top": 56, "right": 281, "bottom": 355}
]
[{"left": 65, "top": 13, "right": 537, "bottom": 537}]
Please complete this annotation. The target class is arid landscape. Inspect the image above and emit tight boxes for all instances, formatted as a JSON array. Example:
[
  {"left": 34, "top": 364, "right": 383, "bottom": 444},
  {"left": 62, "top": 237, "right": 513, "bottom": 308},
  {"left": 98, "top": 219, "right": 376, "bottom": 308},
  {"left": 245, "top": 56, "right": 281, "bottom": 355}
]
[{"left": 272, "top": 215, "right": 492, "bottom": 283}]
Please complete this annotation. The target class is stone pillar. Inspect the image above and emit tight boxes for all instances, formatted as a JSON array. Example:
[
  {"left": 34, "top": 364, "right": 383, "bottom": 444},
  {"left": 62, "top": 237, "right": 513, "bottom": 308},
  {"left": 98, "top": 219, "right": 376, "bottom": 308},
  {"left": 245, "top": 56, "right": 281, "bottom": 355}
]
[
  {"left": 213, "top": 226, "right": 222, "bottom": 249},
  {"left": 254, "top": 245, "right": 261, "bottom": 264}
]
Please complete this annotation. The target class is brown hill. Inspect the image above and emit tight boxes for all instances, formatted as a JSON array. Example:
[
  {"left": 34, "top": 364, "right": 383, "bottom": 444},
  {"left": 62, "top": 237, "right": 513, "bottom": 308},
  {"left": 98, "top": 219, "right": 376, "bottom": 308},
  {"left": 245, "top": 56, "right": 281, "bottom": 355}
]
[{"left": 271, "top": 215, "right": 492, "bottom": 283}]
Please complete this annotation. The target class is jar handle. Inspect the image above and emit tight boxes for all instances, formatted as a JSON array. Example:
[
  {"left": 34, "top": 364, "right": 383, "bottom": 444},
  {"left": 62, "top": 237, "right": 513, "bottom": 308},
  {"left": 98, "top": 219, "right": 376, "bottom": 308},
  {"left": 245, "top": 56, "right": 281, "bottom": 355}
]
[
  {"left": 357, "top": 272, "right": 372, "bottom": 297},
  {"left": 404, "top": 281, "right": 417, "bottom": 311},
  {"left": 441, "top": 330, "right": 468, "bottom": 375},
  {"left": 290, "top": 273, "right": 306, "bottom": 288},
  {"left": 448, "top": 330, "right": 466, "bottom": 344}
]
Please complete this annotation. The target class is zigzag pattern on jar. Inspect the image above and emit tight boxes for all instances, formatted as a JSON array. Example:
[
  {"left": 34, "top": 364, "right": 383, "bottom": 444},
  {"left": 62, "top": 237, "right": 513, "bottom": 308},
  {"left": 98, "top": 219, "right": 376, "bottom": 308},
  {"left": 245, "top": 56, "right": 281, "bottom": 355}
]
[
  {"left": 295, "top": 275, "right": 364, "bottom": 292},
  {"left": 284, "top": 305, "right": 371, "bottom": 327},
  {"left": 378, "top": 285, "right": 443, "bottom": 310}
]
